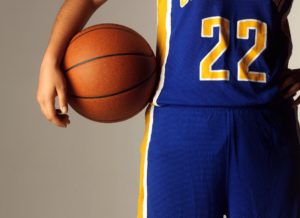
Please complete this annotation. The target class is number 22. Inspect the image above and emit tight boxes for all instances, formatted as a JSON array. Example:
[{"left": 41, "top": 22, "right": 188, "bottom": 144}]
[{"left": 200, "top": 17, "right": 267, "bottom": 83}]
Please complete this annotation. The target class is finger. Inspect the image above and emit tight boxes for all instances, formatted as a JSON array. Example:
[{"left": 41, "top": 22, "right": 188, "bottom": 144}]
[
  {"left": 278, "top": 68, "right": 294, "bottom": 80},
  {"left": 56, "top": 83, "right": 68, "bottom": 114},
  {"left": 44, "top": 99, "right": 67, "bottom": 128},
  {"left": 58, "top": 111, "right": 70, "bottom": 124},
  {"left": 282, "top": 83, "right": 300, "bottom": 99},
  {"left": 59, "top": 113, "right": 70, "bottom": 121},
  {"left": 56, "top": 109, "right": 70, "bottom": 125},
  {"left": 56, "top": 109, "right": 69, "bottom": 118},
  {"left": 62, "top": 116, "right": 71, "bottom": 124},
  {"left": 279, "top": 74, "right": 296, "bottom": 92},
  {"left": 57, "top": 115, "right": 70, "bottom": 126},
  {"left": 279, "top": 69, "right": 300, "bottom": 92},
  {"left": 278, "top": 68, "right": 295, "bottom": 82}
]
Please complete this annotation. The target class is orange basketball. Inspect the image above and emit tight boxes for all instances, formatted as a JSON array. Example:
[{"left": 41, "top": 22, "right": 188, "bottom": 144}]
[{"left": 61, "top": 23, "right": 158, "bottom": 123}]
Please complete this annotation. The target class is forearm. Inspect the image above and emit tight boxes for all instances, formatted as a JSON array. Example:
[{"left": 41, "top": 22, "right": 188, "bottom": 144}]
[{"left": 41, "top": 0, "right": 107, "bottom": 68}]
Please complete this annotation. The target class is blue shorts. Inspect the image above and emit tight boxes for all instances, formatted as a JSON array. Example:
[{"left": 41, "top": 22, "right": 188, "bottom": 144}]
[{"left": 137, "top": 102, "right": 300, "bottom": 218}]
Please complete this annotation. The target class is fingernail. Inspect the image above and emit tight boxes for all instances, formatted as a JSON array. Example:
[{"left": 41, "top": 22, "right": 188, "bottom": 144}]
[{"left": 62, "top": 106, "right": 67, "bottom": 114}]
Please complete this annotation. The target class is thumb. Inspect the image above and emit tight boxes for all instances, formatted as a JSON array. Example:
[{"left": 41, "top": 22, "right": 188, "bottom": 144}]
[{"left": 57, "top": 85, "right": 68, "bottom": 114}]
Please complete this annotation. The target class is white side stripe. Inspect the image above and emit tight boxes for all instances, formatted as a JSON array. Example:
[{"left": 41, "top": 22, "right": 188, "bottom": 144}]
[
  {"left": 153, "top": 0, "right": 172, "bottom": 106},
  {"left": 142, "top": 105, "right": 154, "bottom": 217}
]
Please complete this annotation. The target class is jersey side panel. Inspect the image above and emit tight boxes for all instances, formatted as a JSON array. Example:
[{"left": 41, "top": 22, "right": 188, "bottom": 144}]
[{"left": 152, "top": 0, "right": 172, "bottom": 106}]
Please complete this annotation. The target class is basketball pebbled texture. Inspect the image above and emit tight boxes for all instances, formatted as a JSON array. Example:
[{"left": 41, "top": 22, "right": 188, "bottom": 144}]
[{"left": 61, "top": 23, "right": 158, "bottom": 123}]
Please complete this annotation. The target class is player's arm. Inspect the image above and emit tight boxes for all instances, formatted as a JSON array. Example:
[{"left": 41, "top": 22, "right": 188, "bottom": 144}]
[
  {"left": 37, "top": 0, "right": 107, "bottom": 128},
  {"left": 279, "top": 18, "right": 300, "bottom": 108}
]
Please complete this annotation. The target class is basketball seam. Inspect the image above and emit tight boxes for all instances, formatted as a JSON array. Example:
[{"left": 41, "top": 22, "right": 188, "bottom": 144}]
[
  {"left": 67, "top": 65, "right": 157, "bottom": 99},
  {"left": 68, "top": 27, "right": 145, "bottom": 46},
  {"left": 63, "top": 53, "right": 155, "bottom": 74}
]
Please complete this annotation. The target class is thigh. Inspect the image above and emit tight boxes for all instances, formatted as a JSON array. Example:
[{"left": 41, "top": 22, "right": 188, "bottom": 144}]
[
  {"left": 138, "top": 105, "right": 228, "bottom": 218},
  {"left": 227, "top": 104, "right": 300, "bottom": 218}
]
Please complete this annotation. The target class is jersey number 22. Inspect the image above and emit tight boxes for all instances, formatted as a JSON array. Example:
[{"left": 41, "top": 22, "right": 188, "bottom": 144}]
[{"left": 200, "top": 16, "right": 267, "bottom": 83}]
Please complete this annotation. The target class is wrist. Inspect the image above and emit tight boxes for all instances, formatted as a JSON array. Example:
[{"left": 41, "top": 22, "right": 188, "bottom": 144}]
[{"left": 41, "top": 54, "right": 62, "bottom": 69}]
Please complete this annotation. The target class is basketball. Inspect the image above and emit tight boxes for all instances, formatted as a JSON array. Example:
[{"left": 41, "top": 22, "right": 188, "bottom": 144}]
[{"left": 60, "top": 23, "right": 158, "bottom": 123}]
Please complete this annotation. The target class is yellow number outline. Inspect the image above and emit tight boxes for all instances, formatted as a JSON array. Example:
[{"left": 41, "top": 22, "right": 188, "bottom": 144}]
[
  {"left": 200, "top": 17, "right": 268, "bottom": 83},
  {"left": 180, "top": 0, "right": 189, "bottom": 8}
]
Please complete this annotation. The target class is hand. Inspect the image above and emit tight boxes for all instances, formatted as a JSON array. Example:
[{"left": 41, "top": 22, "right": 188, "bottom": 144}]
[
  {"left": 279, "top": 68, "right": 300, "bottom": 108},
  {"left": 37, "top": 61, "right": 71, "bottom": 128}
]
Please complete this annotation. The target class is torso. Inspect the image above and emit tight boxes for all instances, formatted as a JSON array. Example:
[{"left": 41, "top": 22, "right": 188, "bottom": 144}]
[{"left": 152, "top": 0, "right": 294, "bottom": 107}]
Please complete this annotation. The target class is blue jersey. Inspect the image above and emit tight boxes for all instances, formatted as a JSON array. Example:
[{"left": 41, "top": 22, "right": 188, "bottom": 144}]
[{"left": 152, "top": 0, "right": 294, "bottom": 107}]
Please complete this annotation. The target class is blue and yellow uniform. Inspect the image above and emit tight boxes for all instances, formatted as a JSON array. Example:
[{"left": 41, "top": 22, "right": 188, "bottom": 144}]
[{"left": 137, "top": 0, "right": 300, "bottom": 217}]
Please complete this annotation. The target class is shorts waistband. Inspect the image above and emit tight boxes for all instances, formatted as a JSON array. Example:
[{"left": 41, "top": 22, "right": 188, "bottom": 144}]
[{"left": 153, "top": 99, "right": 294, "bottom": 113}]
